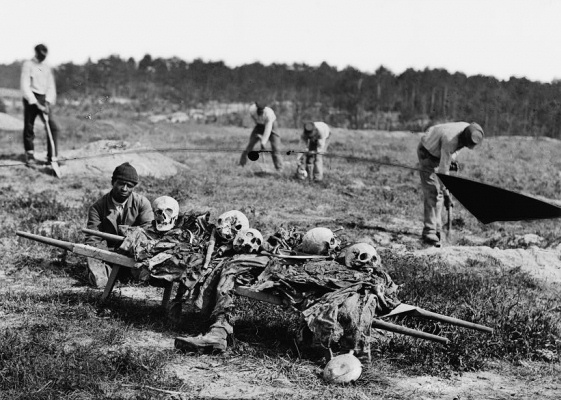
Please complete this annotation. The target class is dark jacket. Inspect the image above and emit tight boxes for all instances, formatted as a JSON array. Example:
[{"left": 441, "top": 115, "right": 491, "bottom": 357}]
[{"left": 85, "top": 192, "right": 153, "bottom": 248}]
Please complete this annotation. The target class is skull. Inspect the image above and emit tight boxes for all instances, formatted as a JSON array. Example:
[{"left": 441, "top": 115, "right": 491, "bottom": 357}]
[
  {"left": 216, "top": 210, "right": 249, "bottom": 241},
  {"left": 233, "top": 228, "right": 263, "bottom": 253},
  {"left": 152, "top": 196, "right": 179, "bottom": 232},
  {"left": 342, "top": 243, "right": 380, "bottom": 270},
  {"left": 296, "top": 166, "right": 308, "bottom": 180},
  {"left": 323, "top": 351, "right": 362, "bottom": 384},
  {"left": 301, "top": 227, "right": 340, "bottom": 255}
]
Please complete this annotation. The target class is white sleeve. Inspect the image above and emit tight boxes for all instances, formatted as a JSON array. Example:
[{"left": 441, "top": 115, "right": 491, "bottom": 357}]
[
  {"left": 260, "top": 108, "right": 276, "bottom": 145},
  {"left": 46, "top": 66, "right": 57, "bottom": 105},
  {"left": 20, "top": 61, "right": 36, "bottom": 104}
]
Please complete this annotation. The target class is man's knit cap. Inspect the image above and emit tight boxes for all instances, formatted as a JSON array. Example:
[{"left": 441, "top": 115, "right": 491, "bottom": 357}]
[{"left": 112, "top": 162, "right": 139, "bottom": 184}]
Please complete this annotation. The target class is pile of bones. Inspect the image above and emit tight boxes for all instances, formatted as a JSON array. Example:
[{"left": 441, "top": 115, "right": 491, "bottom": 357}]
[{"left": 115, "top": 196, "right": 401, "bottom": 362}]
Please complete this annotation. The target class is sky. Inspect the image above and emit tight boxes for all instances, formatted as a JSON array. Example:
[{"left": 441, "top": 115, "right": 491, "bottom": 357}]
[{"left": 2, "top": 0, "right": 561, "bottom": 83}]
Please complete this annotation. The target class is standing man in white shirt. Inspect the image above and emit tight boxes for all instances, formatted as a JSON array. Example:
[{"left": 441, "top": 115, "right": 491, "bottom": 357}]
[
  {"left": 239, "top": 102, "right": 284, "bottom": 172},
  {"left": 20, "top": 44, "right": 59, "bottom": 166},
  {"left": 296, "top": 121, "right": 331, "bottom": 182},
  {"left": 417, "top": 122, "right": 484, "bottom": 246}
]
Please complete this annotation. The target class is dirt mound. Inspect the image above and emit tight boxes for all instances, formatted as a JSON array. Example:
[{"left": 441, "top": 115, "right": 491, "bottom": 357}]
[
  {"left": 415, "top": 245, "right": 561, "bottom": 284},
  {"left": 59, "top": 140, "right": 187, "bottom": 179},
  {"left": 0, "top": 113, "right": 23, "bottom": 131}
]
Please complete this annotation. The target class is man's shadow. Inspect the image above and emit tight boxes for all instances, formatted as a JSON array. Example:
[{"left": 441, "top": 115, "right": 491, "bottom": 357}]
[{"left": 0, "top": 152, "right": 58, "bottom": 178}]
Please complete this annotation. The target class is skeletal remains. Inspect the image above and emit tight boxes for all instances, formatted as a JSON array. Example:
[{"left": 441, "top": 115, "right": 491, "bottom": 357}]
[
  {"left": 340, "top": 242, "right": 380, "bottom": 271},
  {"left": 152, "top": 196, "right": 180, "bottom": 232},
  {"left": 17, "top": 202, "right": 494, "bottom": 384},
  {"left": 216, "top": 210, "right": 250, "bottom": 241},
  {"left": 233, "top": 228, "right": 263, "bottom": 254},
  {"left": 300, "top": 227, "right": 340, "bottom": 255},
  {"left": 323, "top": 350, "right": 363, "bottom": 384}
]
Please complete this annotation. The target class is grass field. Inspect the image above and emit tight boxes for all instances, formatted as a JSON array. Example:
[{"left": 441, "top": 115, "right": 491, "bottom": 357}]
[{"left": 0, "top": 112, "right": 560, "bottom": 399}]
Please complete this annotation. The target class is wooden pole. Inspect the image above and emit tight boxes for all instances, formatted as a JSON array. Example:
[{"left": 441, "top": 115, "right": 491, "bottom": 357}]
[
  {"left": 371, "top": 319, "right": 449, "bottom": 344},
  {"left": 17, "top": 231, "right": 136, "bottom": 268},
  {"left": 82, "top": 228, "right": 124, "bottom": 243},
  {"left": 411, "top": 308, "right": 493, "bottom": 333}
]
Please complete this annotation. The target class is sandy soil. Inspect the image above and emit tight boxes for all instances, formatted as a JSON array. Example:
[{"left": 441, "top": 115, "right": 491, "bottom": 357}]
[{"left": 0, "top": 112, "right": 23, "bottom": 131}]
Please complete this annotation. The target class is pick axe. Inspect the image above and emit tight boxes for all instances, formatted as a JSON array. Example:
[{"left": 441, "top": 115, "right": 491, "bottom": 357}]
[{"left": 42, "top": 112, "right": 62, "bottom": 178}]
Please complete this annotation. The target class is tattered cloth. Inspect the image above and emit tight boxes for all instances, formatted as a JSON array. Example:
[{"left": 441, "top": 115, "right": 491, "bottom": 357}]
[
  {"left": 115, "top": 217, "right": 401, "bottom": 356},
  {"left": 118, "top": 211, "right": 214, "bottom": 283},
  {"left": 250, "top": 258, "right": 401, "bottom": 355}
]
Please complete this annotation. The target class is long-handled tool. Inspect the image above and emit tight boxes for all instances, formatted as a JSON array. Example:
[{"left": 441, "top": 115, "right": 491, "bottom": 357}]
[{"left": 42, "top": 112, "right": 62, "bottom": 178}]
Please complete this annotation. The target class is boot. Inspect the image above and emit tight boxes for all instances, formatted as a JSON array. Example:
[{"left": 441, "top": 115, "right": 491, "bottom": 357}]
[
  {"left": 422, "top": 232, "right": 441, "bottom": 247},
  {"left": 175, "top": 327, "right": 228, "bottom": 353},
  {"left": 87, "top": 258, "right": 111, "bottom": 288},
  {"left": 25, "top": 151, "right": 37, "bottom": 166}
]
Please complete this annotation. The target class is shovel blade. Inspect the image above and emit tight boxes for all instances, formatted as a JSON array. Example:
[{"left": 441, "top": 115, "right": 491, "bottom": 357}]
[
  {"left": 438, "top": 173, "right": 561, "bottom": 224},
  {"left": 51, "top": 161, "right": 62, "bottom": 178}
]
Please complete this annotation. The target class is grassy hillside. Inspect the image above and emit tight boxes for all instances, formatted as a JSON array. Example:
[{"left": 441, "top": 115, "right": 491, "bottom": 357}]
[{"left": 0, "top": 116, "right": 560, "bottom": 399}]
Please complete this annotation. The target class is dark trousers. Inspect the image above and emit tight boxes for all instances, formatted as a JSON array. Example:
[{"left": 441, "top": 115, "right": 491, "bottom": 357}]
[{"left": 23, "top": 93, "right": 59, "bottom": 160}]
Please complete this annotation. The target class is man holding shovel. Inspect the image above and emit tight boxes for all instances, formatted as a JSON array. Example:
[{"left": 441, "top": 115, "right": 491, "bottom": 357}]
[
  {"left": 20, "top": 44, "right": 60, "bottom": 168},
  {"left": 417, "top": 122, "right": 484, "bottom": 246}
]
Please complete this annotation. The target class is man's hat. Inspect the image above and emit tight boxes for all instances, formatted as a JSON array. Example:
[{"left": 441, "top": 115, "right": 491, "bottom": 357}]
[
  {"left": 34, "top": 44, "right": 48, "bottom": 56},
  {"left": 304, "top": 122, "right": 315, "bottom": 133},
  {"left": 464, "top": 122, "right": 484, "bottom": 146},
  {"left": 112, "top": 162, "right": 139, "bottom": 184},
  {"left": 254, "top": 102, "right": 265, "bottom": 114}
]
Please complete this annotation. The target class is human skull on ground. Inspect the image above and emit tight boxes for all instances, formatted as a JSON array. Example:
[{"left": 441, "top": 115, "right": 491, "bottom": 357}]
[
  {"left": 233, "top": 228, "right": 263, "bottom": 253},
  {"left": 301, "top": 227, "right": 340, "bottom": 255},
  {"left": 216, "top": 210, "right": 250, "bottom": 241},
  {"left": 296, "top": 166, "right": 308, "bottom": 180},
  {"left": 323, "top": 350, "right": 362, "bottom": 384},
  {"left": 152, "top": 196, "right": 179, "bottom": 232},
  {"left": 342, "top": 243, "right": 380, "bottom": 270}
]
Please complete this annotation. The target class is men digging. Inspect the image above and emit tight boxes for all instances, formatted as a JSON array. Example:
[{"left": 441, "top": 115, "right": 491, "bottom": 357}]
[
  {"left": 417, "top": 122, "right": 484, "bottom": 246},
  {"left": 239, "top": 102, "right": 284, "bottom": 172},
  {"left": 296, "top": 121, "right": 331, "bottom": 182},
  {"left": 20, "top": 44, "right": 59, "bottom": 166},
  {"left": 84, "top": 162, "right": 154, "bottom": 287}
]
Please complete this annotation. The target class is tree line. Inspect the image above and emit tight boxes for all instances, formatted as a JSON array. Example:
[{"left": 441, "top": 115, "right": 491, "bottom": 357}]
[{"left": 2, "top": 55, "right": 561, "bottom": 136}]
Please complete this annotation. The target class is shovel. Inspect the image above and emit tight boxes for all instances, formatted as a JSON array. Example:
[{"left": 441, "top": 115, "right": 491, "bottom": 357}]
[{"left": 42, "top": 112, "right": 62, "bottom": 178}]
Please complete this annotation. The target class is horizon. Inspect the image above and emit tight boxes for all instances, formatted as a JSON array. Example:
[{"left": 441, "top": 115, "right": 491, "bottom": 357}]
[
  {"left": 2, "top": 0, "right": 561, "bottom": 84},
  {"left": 0, "top": 54, "right": 552, "bottom": 86}
]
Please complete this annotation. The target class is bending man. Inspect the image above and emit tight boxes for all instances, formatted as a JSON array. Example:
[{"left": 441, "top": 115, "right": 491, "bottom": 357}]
[
  {"left": 417, "top": 122, "right": 484, "bottom": 246},
  {"left": 296, "top": 121, "right": 331, "bottom": 182},
  {"left": 239, "top": 102, "right": 283, "bottom": 172}
]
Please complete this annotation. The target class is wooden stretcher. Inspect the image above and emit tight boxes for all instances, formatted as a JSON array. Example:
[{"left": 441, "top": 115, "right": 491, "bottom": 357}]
[{"left": 16, "top": 230, "right": 494, "bottom": 344}]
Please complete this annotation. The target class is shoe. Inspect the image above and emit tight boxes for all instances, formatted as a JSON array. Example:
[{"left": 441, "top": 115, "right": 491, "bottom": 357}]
[
  {"left": 422, "top": 233, "right": 440, "bottom": 245},
  {"left": 87, "top": 258, "right": 110, "bottom": 288},
  {"left": 174, "top": 331, "right": 228, "bottom": 353},
  {"left": 25, "top": 153, "right": 37, "bottom": 166}
]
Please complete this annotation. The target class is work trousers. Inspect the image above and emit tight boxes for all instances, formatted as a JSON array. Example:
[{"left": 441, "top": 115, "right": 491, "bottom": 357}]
[
  {"left": 239, "top": 123, "right": 283, "bottom": 171},
  {"left": 23, "top": 93, "right": 59, "bottom": 161},
  {"left": 417, "top": 142, "right": 443, "bottom": 237},
  {"left": 299, "top": 137, "right": 330, "bottom": 181}
]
